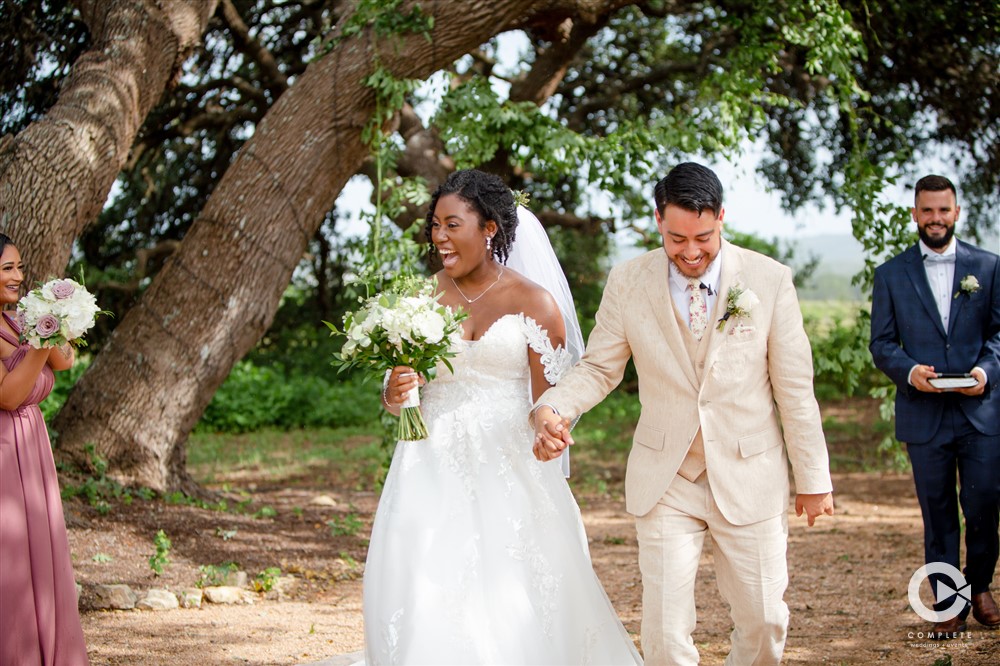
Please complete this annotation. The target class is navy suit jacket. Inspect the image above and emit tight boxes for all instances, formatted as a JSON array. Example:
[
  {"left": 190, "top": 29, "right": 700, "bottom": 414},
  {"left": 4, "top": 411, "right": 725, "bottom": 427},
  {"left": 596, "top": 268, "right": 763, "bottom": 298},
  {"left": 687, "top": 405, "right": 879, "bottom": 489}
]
[{"left": 870, "top": 240, "right": 1000, "bottom": 444}]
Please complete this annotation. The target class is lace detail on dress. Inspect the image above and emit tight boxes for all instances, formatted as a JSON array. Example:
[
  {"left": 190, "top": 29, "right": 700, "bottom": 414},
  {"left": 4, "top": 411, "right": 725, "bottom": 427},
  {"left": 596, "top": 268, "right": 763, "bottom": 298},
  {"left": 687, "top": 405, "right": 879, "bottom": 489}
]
[
  {"left": 520, "top": 314, "right": 573, "bottom": 384},
  {"left": 506, "top": 517, "right": 563, "bottom": 637}
]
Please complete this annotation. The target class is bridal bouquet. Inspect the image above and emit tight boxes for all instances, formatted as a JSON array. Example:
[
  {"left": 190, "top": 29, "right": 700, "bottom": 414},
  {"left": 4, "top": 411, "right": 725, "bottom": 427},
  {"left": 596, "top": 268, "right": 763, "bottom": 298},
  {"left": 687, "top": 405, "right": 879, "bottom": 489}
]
[
  {"left": 17, "top": 277, "right": 104, "bottom": 349},
  {"left": 326, "top": 276, "right": 467, "bottom": 440}
]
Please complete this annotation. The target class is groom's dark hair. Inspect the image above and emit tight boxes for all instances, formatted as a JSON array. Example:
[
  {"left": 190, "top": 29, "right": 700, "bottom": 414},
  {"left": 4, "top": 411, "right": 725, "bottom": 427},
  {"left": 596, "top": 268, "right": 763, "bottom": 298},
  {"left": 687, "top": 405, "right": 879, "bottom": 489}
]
[
  {"left": 425, "top": 169, "right": 518, "bottom": 264},
  {"left": 654, "top": 162, "right": 723, "bottom": 218}
]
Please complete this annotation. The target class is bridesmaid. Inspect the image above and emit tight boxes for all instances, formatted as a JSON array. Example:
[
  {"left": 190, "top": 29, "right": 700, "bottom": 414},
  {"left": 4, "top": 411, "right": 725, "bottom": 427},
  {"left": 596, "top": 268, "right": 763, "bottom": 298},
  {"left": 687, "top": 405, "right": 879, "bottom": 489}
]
[{"left": 0, "top": 233, "right": 89, "bottom": 665}]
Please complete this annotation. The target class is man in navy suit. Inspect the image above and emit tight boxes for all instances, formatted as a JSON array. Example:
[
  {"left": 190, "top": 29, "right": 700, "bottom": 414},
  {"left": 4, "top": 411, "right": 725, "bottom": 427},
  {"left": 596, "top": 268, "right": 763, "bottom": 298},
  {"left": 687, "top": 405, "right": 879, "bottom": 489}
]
[{"left": 870, "top": 174, "right": 1000, "bottom": 638}]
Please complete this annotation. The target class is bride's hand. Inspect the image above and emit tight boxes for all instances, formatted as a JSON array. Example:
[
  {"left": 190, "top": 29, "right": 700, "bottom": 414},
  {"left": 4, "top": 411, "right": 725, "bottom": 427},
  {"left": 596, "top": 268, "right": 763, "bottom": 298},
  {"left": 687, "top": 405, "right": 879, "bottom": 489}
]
[
  {"left": 532, "top": 407, "right": 573, "bottom": 461},
  {"left": 384, "top": 366, "right": 423, "bottom": 410}
]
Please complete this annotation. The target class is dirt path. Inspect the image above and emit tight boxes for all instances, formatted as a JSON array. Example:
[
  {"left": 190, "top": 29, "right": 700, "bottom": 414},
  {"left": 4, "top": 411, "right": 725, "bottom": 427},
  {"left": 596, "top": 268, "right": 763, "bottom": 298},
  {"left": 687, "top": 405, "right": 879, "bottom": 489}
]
[{"left": 70, "top": 471, "right": 999, "bottom": 665}]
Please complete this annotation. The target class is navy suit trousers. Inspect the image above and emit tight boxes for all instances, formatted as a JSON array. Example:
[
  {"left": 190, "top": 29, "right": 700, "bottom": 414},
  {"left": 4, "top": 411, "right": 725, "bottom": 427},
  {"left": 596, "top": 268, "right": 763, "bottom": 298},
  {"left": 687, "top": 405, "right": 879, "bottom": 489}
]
[{"left": 906, "top": 400, "right": 1000, "bottom": 612}]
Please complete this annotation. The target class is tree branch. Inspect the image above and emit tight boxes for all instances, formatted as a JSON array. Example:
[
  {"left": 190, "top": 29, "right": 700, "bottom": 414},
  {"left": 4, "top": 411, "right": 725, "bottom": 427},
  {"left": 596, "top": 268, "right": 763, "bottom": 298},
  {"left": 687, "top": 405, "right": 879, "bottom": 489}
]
[{"left": 218, "top": 0, "right": 289, "bottom": 96}]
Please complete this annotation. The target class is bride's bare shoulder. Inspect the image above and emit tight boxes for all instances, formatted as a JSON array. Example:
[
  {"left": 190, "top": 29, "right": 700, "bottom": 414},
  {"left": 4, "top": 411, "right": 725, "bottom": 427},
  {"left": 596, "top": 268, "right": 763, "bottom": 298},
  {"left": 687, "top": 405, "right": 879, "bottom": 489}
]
[{"left": 501, "top": 269, "right": 563, "bottom": 333}]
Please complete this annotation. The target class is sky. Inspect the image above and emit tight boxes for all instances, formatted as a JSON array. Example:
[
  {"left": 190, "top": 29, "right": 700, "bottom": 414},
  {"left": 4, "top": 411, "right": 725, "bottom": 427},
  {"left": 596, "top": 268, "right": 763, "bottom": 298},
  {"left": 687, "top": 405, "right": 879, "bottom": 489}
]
[{"left": 702, "top": 159, "right": 853, "bottom": 240}]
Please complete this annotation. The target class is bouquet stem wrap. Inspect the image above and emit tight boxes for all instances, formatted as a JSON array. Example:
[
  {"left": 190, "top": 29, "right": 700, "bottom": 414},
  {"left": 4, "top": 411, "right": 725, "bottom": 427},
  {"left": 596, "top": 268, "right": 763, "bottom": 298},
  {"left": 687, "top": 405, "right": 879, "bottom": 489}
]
[{"left": 398, "top": 386, "right": 427, "bottom": 440}]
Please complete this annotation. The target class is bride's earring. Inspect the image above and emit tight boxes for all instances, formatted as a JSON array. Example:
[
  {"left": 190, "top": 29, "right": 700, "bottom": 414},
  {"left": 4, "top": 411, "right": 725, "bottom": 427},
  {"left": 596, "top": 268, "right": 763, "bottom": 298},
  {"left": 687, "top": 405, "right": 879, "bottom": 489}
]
[{"left": 485, "top": 236, "right": 493, "bottom": 252}]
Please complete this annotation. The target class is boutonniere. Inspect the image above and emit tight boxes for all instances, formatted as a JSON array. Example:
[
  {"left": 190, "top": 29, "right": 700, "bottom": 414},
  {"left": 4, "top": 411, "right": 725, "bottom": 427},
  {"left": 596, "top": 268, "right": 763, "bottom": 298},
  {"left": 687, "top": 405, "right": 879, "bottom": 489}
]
[
  {"left": 954, "top": 274, "right": 981, "bottom": 299},
  {"left": 717, "top": 284, "right": 759, "bottom": 331}
]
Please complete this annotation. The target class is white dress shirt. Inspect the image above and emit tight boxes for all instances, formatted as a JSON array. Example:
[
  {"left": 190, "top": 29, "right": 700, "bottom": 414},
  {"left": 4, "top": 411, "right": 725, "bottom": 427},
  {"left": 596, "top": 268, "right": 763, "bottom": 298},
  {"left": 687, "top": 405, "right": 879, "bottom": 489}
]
[
  {"left": 920, "top": 238, "right": 956, "bottom": 330},
  {"left": 668, "top": 247, "right": 723, "bottom": 327}
]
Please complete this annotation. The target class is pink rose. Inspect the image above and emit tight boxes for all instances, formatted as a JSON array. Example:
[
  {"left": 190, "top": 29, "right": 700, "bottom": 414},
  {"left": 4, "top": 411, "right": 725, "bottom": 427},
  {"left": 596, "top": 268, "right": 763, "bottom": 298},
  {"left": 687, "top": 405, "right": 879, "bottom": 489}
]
[
  {"left": 51, "top": 280, "right": 76, "bottom": 299},
  {"left": 35, "top": 314, "right": 60, "bottom": 338}
]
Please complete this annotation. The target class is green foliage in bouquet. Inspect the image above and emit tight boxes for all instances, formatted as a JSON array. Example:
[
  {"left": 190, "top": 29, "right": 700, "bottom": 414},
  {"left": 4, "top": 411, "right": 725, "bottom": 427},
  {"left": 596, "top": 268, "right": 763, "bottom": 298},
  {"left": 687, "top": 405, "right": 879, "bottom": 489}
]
[{"left": 324, "top": 274, "right": 467, "bottom": 440}]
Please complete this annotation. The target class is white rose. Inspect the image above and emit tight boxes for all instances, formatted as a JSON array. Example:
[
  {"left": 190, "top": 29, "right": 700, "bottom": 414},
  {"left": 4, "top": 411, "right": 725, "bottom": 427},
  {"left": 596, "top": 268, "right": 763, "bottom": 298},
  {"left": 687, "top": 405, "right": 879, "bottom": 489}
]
[
  {"left": 58, "top": 300, "right": 98, "bottom": 338},
  {"left": 378, "top": 310, "right": 406, "bottom": 349},
  {"left": 360, "top": 309, "right": 380, "bottom": 334},
  {"left": 735, "top": 288, "right": 759, "bottom": 313},
  {"left": 348, "top": 322, "right": 367, "bottom": 342},
  {"left": 412, "top": 310, "right": 446, "bottom": 343}
]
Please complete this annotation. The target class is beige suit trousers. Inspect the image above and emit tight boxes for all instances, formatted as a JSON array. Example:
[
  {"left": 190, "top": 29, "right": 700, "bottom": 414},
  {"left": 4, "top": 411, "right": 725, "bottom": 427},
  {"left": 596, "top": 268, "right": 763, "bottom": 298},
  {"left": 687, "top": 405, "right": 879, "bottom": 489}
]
[{"left": 635, "top": 474, "right": 790, "bottom": 666}]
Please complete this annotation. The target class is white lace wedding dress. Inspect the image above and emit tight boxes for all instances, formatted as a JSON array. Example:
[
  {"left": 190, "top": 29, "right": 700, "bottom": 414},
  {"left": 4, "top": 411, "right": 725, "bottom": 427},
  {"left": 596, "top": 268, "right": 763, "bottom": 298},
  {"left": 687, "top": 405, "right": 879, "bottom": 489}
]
[{"left": 359, "top": 313, "right": 642, "bottom": 665}]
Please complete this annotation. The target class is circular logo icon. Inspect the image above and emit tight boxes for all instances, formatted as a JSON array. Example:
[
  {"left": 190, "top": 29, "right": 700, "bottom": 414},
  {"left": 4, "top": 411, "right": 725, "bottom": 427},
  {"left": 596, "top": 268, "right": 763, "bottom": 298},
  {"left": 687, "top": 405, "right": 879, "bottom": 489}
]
[{"left": 907, "top": 562, "right": 970, "bottom": 622}]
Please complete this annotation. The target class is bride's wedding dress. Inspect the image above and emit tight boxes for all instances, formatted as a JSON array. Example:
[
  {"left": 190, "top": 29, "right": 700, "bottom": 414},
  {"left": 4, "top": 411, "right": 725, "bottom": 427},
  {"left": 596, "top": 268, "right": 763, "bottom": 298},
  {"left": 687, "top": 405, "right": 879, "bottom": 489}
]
[{"left": 361, "top": 313, "right": 642, "bottom": 665}]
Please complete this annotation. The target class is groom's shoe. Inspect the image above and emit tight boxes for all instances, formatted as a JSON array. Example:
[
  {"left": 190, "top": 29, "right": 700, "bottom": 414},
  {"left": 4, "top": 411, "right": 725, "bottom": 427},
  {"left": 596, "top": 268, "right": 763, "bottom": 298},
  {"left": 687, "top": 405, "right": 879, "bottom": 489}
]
[
  {"left": 929, "top": 615, "right": 967, "bottom": 640},
  {"left": 972, "top": 591, "right": 1000, "bottom": 628}
]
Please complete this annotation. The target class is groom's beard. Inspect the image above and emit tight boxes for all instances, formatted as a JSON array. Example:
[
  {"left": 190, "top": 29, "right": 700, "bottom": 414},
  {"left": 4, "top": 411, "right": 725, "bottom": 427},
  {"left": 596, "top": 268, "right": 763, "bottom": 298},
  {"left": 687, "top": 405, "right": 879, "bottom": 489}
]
[{"left": 919, "top": 223, "right": 955, "bottom": 249}]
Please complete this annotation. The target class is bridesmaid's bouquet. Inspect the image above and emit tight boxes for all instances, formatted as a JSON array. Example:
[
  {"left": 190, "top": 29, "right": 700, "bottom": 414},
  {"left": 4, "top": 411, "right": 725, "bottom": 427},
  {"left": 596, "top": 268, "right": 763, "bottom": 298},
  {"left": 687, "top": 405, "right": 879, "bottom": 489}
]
[
  {"left": 326, "top": 276, "right": 467, "bottom": 440},
  {"left": 17, "top": 277, "right": 105, "bottom": 349}
]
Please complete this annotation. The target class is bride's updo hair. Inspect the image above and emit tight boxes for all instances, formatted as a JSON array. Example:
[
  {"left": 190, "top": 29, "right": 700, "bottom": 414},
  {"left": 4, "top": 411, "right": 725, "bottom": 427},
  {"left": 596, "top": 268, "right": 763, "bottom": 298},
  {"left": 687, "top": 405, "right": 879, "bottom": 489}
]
[{"left": 425, "top": 169, "right": 518, "bottom": 264}]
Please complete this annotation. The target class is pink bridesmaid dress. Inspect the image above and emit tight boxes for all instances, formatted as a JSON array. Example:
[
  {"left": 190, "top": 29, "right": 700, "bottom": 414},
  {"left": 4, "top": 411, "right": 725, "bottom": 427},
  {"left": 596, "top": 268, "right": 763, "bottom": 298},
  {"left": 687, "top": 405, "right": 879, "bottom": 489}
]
[{"left": 0, "top": 311, "right": 89, "bottom": 665}]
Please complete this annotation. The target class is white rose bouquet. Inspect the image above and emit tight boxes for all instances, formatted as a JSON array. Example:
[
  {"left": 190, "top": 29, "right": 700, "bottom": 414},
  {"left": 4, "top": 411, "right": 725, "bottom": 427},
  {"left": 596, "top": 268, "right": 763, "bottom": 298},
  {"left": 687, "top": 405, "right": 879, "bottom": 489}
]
[
  {"left": 326, "top": 276, "right": 467, "bottom": 440},
  {"left": 17, "top": 277, "right": 105, "bottom": 349}
]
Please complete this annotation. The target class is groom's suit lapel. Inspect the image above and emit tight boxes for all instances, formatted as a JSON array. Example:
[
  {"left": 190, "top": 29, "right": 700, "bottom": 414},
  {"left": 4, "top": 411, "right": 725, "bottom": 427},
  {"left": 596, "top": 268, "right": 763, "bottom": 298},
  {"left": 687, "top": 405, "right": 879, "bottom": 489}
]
[
  {"left": 703, "top": 240, "right": 742, "bottom": 373},
  {"left": 903, "top": 244, "right": 947, "bottom": 338},
  {"left": 642, "top": 252, "right": 699, "bottom": 391}
]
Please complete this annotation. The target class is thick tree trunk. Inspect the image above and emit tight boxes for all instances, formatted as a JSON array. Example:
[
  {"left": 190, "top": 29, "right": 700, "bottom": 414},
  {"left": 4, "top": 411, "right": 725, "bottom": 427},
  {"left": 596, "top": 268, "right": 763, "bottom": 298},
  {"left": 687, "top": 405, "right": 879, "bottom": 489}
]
[
  {"left": 54, "top": 0, "right": 627, "bottom": 491},
  {"left": 0, "top": 0, "right": 218, "bottom": 282}
]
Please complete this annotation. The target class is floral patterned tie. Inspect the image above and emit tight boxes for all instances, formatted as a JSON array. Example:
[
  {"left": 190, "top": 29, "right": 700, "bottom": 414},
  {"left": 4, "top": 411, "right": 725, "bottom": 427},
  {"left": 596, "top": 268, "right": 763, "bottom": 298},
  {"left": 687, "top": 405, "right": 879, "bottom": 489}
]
[{"left": 687, "top": 276, "right": 708, "bottom": 340}]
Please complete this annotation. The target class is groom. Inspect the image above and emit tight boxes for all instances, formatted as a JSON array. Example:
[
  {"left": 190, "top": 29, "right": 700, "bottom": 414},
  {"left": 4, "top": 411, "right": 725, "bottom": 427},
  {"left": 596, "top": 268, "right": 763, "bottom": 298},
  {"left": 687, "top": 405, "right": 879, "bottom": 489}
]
[{"left": 532, "top": 162, "right": 834, "bottom": 665}]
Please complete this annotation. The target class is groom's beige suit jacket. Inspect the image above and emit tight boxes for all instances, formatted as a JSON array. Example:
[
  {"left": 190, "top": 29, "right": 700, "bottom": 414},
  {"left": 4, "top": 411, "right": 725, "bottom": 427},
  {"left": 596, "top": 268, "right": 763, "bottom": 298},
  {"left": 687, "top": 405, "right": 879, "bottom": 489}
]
[{"left": 538, "top": 240, "right": 832, "bottom": 525}]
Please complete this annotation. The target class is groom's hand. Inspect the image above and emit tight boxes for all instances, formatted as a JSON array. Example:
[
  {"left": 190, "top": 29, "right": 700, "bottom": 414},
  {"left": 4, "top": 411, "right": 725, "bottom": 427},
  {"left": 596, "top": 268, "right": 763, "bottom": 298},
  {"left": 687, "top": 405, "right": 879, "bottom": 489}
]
[
  {"left": 532, "top": 406, "right": 573, "bottom": 461},
  {"left": 795, "top": 492, "right": 834, "bottom": 526}
]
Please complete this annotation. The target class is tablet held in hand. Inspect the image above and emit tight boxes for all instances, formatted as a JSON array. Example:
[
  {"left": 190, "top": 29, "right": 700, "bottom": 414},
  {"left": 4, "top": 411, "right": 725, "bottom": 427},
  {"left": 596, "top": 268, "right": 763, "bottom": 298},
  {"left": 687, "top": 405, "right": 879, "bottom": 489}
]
[{"left": 928, "top": 373, "right": 979, "bottom": 389}]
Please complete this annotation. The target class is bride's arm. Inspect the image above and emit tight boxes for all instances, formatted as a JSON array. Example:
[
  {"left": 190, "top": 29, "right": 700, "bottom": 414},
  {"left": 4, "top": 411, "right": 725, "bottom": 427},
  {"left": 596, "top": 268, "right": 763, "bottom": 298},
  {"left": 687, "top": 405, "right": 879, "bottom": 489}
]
[{"left": 523, "top": 292, "right": 569, "bottom": 403}]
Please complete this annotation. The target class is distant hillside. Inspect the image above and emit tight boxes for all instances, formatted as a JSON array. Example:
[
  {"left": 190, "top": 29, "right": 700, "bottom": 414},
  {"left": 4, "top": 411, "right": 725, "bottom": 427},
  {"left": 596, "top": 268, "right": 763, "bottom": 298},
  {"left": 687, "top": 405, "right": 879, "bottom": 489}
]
[{"left": 791, "top": 234, "right": 866, "bottom": 276}]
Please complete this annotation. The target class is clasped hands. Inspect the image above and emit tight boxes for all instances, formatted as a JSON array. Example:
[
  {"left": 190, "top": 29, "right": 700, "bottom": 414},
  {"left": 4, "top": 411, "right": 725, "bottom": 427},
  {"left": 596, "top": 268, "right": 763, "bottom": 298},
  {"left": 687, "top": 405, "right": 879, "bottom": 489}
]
[
  {"left": 911, "top": 365, "right": 987, "bottom": 396},
  {"left": 532, "top": 406, "right": 573, "bottom": 462}
]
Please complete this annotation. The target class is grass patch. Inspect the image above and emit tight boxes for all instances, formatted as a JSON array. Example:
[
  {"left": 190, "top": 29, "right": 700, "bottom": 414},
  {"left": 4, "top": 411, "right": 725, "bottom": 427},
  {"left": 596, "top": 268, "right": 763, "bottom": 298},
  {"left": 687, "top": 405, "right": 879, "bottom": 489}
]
[
  {"left": 567, "top": 391, "right": 640, "bottom": 496},
  {"left": 188, "top": 425, "right": 385, "bottom": 490}
]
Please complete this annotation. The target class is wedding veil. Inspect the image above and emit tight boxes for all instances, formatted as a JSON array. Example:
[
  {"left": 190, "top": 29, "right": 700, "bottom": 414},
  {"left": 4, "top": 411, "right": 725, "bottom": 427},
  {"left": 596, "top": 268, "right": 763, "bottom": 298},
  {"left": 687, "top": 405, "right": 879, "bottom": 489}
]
[{"left": 505, "top": 205, "right": 585, "bottom": 476}]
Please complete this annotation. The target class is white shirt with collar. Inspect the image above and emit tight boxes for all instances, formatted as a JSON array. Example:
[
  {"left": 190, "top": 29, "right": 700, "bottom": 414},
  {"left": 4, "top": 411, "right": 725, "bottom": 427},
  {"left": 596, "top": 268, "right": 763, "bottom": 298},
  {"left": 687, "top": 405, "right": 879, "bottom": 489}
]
[
  {"left": 920, "top": 237, "right": 957, "bottom": 330},
  {"left": 668, "top": 246, "right": 722, "bottom": 326}
]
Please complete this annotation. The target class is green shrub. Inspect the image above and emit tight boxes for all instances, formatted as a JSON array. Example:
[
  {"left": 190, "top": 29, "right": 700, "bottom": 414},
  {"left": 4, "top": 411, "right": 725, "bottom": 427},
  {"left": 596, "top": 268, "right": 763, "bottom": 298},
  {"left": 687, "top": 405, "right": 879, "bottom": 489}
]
[
  {"left": 806, "top": 308, "right": 883, "bottom": 400},
  {"left": 41, "top": 356, "right": 90, "bottom": 422},
  {"left": 197, "top": 362, "right": 380, "bottom": 433}
]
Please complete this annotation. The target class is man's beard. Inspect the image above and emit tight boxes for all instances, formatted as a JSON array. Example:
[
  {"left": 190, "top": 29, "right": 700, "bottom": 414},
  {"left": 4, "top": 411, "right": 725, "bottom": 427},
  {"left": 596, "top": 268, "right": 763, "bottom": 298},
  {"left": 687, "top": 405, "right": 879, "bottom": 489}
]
[{"left": 919, "top": 223, "right": 955, "bottom": 249}]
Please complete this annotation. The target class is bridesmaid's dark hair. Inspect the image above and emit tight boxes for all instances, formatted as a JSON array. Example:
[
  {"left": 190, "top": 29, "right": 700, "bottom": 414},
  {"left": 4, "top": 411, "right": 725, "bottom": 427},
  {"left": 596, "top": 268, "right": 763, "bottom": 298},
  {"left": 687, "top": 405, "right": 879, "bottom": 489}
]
[
  {"left": 0, "top": 233, "right": 12, "bottom": 255},
  {"left": 424, "top": 169, "right": 518, "bottom": 264}
]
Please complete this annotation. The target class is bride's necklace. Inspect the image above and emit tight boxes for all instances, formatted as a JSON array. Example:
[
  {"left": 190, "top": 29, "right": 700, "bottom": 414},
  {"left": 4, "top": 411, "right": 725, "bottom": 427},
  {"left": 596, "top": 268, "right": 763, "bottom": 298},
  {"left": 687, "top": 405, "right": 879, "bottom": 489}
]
[{"left": 452, "top": 266, "right": 505, "bottom": 304}]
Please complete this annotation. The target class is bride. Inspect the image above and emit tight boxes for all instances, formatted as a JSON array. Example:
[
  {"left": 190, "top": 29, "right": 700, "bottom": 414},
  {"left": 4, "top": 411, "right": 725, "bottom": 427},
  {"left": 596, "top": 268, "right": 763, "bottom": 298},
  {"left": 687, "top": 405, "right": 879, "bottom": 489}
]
[{"left": 360, "top": 169, "right": 642, "bottom": 665}]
